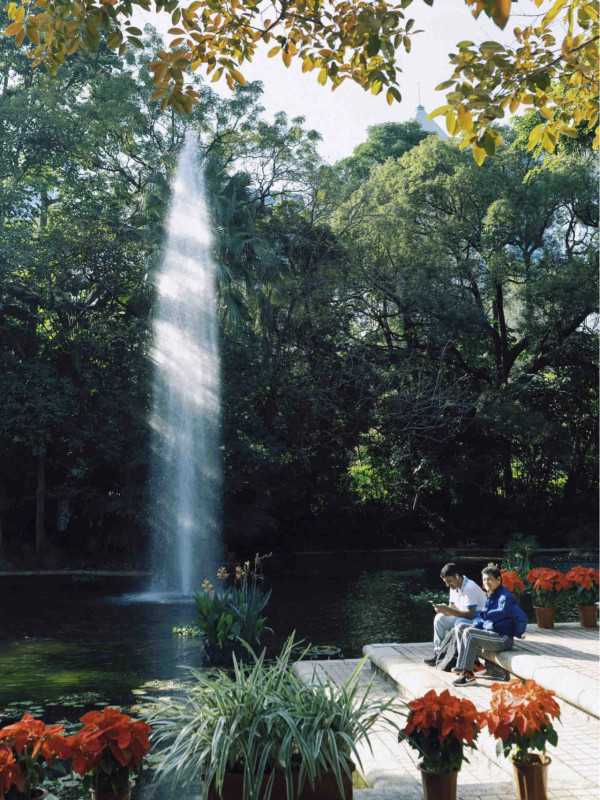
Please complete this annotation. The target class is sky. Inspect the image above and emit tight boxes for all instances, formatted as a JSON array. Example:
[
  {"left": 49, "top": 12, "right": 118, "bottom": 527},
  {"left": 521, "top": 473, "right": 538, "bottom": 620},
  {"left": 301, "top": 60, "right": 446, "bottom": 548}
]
[{"left": 135, "top": 0, "right": 538, "bottom": 164}]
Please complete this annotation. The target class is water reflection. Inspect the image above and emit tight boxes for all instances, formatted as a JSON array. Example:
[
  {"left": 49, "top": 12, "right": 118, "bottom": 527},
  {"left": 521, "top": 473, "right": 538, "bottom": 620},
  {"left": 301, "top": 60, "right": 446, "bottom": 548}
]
[{"left": 0, "top": 554, "right": 500, "bottom": 711}]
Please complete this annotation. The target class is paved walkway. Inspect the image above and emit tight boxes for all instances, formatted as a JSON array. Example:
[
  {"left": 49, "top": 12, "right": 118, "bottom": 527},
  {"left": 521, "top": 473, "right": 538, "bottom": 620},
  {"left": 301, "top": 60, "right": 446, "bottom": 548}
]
[{"left": 294, "top": 624, "right": 600, "bottom": 800}]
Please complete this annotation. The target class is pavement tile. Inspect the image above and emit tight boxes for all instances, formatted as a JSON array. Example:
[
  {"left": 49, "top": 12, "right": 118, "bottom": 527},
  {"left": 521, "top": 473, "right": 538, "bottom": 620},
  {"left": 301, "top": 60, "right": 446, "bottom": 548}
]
[{"left": 296, "top": 624, "right": 600, "bottom": 800}]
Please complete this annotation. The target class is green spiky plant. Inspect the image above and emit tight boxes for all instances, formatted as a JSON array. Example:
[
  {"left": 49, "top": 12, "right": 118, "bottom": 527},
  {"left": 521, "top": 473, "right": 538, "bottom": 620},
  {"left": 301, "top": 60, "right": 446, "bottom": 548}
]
[{"left": 148, "top": 635, "right": 401, "bottom": 800}]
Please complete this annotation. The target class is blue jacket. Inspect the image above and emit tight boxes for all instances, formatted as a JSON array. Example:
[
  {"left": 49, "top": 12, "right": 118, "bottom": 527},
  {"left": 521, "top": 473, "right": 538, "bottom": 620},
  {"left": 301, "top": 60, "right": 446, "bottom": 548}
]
[{"left": 473, "top": 585, "right": 518, "bottom": 637}]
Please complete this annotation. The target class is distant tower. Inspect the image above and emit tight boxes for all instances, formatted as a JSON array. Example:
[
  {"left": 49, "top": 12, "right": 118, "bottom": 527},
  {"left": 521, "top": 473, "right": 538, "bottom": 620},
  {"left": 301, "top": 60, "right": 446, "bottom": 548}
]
[{"left": 413, "top": 102, "right": 448, "bottom": 139}]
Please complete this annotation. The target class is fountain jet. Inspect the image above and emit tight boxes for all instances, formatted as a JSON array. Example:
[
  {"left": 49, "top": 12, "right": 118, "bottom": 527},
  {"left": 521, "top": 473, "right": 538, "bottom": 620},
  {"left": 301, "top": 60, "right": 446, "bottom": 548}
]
[{"left": 149, "top": 135, "right": 222, "bottom": 596}]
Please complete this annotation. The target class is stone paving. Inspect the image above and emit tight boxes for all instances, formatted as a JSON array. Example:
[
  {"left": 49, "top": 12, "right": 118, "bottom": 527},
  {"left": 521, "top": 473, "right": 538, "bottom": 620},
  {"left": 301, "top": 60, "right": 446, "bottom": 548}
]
[{"left": 294, "top": 624, "right": 600, "bottom": 800}]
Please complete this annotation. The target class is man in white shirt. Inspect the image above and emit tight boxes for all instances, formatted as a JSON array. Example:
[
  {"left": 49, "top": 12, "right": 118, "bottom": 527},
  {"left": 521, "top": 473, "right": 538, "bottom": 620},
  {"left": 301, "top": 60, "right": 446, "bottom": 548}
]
[{"left": 423, "top": 562, "right": 487, "bottom": 666}]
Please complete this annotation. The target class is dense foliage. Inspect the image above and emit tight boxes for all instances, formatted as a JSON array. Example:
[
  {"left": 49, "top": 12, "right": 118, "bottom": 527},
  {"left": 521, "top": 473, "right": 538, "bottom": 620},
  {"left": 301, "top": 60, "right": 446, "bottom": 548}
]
[
  {"left": 3, "top": 0, "right": 597, "bottom": 157},
  {"left": 0, "top": 17, "right": 597, "bottom": 567}
]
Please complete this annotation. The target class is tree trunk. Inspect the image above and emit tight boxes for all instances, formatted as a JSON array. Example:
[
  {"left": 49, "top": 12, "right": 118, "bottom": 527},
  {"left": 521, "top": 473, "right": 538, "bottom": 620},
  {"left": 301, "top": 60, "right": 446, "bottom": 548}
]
[{"left": 35, "top": 446, "right": 46, "bottom": 555}]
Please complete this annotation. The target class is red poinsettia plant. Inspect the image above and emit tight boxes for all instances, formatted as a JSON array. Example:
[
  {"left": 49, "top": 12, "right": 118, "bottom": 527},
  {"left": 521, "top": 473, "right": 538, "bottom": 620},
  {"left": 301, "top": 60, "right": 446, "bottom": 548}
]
[
  {"left": 526, "top": 568, "right": 571, "bottom": 607},
  {"left": 68, "top": 707, "right": 152, "bottom": 796},
  {"left": 398, "top": 689, "right": 482, "bottom": 773},
  {"left": 501, "top": 569, "right": 525, "bottom": 598},
  {"left": 565, "top": 566, "right": 599, "bottom": 606},
  {"left": 0, "top": 713, "right": 72, "bottom": 800},
  {"left": 482, "top": 679, "right": 560, "bottom": 765}
]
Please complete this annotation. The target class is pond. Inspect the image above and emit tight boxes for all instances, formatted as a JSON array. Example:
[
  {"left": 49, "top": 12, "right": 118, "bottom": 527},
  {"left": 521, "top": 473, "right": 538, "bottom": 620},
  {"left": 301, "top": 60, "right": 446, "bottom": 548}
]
[{"left": 0, "top": 548, "right": 593, "bottom": 719}]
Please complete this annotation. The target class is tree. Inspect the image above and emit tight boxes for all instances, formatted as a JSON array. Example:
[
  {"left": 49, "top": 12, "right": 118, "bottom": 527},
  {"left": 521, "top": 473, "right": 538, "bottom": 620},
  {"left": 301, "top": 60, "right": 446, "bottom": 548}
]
[
  {"left": 3, "top": 0, "right": 597, "bottom": 155},
  {"left": 330, "top": 125, "right": 598, "bottom": 539},
  {"left": 432, "top": 0, "right": 598, "bottom": 162}
]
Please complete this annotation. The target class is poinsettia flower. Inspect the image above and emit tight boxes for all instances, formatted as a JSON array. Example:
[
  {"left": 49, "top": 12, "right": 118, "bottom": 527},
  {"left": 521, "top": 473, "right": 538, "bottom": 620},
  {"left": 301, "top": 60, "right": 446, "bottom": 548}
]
[
  {"left": 70, "top": 707, "right": 151, "bottom": 777},
  {"left": 0, "top": 745, "right": 25, "bottom": 795}
]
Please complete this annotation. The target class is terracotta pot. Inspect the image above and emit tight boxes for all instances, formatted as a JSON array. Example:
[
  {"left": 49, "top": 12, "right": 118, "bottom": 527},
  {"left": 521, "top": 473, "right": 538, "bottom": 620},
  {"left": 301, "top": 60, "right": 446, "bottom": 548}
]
[
  {"left": 417, "top": 763, "right": 459, "bottom": 800},
  {"left": 206, "top": 765, "right": 354, "bottom": 800},
  {"left": 89, "top": 787, "right": 132, "bottom": 800},
  {"left": 577, "top": 604, "right": 598, "bottom": 628},
  {"left": 512, "top": 754, "right": 551, "bottom": 800},
  {"left": 533, "top": 606, "right": 555, "bottom": 629}
]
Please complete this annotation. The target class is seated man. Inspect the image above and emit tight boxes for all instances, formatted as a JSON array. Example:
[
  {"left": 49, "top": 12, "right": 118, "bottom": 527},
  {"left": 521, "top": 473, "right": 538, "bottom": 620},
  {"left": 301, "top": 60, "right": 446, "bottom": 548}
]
[
  {"left": 452, "top": 565, "right": 521, "bottom": 685},
  {"left": 423, "top": 562, "right": 486, "bottom": 666}
]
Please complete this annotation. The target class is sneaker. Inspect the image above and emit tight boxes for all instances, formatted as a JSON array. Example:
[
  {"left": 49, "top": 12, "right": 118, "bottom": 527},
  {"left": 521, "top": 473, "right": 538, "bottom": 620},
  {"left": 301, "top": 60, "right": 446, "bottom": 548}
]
[
  {"left": 423, "top": 655, "right": 437, "bottom": 666},
  {"left": 452, "top": 671, "right": 476, "bottom": 686},
  {"left": 473, "top": 660, "right": 486, "bottom": 673}
]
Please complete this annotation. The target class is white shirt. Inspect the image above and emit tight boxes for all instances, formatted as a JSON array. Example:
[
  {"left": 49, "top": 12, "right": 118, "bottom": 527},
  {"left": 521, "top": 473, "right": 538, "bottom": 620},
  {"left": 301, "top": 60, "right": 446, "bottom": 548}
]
[{"left": 449, "top": 576, "right": 486, "bottom": 612}]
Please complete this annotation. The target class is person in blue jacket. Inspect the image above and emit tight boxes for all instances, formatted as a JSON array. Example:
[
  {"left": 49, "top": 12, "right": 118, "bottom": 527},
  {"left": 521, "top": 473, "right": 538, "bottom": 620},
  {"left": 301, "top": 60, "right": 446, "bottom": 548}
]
[{"left": 452, "top": 565, "right": 521, "bottom": 686}]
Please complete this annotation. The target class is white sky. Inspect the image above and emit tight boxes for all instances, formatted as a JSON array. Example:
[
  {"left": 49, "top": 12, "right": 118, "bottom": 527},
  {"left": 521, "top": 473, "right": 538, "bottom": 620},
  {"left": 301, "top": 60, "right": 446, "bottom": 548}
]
[{"left": 135, "top": 0, "right": 540, "bottom": 164}]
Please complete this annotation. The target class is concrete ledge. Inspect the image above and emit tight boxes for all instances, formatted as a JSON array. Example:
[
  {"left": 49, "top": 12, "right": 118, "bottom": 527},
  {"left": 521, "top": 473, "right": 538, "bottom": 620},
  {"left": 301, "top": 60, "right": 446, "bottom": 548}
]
[
  {"left": 364, "top": 638, "right": 599, "bottom": 720},
  {"left": 480, "top": 647, "right": 599, "bottom": 719}
]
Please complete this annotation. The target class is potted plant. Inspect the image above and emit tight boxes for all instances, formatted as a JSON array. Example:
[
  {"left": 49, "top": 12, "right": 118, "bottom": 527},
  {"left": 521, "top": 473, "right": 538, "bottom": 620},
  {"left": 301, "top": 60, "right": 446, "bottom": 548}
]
[
  {"left": 526, "top": 568, "right": 571, "bottom": 628},
  {"left": 565, "top": 566, "right": 599, "bottom": 627},
  {"left": 192, "top": 554, "right": 273, "bottom": 663},
  {"left": 501, "top": 569, "right": 526, "bottom": 603},
  {"left": 482, "top": 678, "right": 560, "bottom": 800},
  {"left": 68, "top": 707, "right": 152, "bottom": 800},
  {"left": 0, "top": 713, "right": 73, "bottom": 800},
  {"left": 398, "top": 689, "right": 481, "bottom": 800},
  {"left": 149, "top": 635, "right": 400, "bottom": 800}
]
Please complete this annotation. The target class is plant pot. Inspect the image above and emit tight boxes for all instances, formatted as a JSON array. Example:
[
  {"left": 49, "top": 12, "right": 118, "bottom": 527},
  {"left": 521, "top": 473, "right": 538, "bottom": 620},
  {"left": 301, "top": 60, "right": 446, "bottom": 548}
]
[
  {"left": 206, "top": 765, "right": 354, "bottom": 800},
  {"left": 512, "top": 754, "right": 551, "bottom": 800},
  {"left": 577, "top": 604, "right": 598, "bottom": 628},
  {"left": 533, "top": 606, "right": 555, "bottom": 629},
  {"left": 417, "top": 763, "right": 459, "bottom": 800}
]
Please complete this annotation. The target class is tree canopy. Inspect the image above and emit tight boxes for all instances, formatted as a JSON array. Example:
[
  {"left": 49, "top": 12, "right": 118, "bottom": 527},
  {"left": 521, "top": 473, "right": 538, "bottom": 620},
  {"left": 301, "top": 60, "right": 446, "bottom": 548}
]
[
  {"left": 0, "top": 21, "right": 597, "bottom": 563},
  {"left": 2, "top": 0, "right": 598, "bottom": 158}
]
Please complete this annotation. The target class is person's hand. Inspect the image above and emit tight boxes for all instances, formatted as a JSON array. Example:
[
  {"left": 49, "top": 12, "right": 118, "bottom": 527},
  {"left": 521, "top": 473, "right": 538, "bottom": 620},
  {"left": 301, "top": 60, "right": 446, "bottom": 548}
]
[{"left": 434, "top": 603, "right": 450, "bottom": 614}]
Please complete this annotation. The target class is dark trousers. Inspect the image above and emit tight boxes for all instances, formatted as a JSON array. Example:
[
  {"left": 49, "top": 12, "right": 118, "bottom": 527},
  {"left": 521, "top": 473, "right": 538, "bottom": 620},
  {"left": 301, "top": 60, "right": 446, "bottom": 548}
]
[{"left": 455, "top": 622, "right": 513, "bottom": 671}]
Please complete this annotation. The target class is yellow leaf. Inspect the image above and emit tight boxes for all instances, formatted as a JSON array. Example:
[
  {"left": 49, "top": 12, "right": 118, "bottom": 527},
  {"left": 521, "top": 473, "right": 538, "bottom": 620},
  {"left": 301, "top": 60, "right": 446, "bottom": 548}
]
[
  {"left": 472, "top": 142, "right": 486, "bottom": 165},
  {"left": 539, "top": 105, "right": 554, "bottom": 120},
  {"left": 541, "top": 129, "right": 556, "bottom": 152},
  {"left": 445, "top": 108, "right": 457, "bottom": 135},
  {"left": 67, "top": 38, "right": 79, "bottom": 54},
  {"left": 230, "top": 68, "right": 246, "bottom": 85},
  {"left": 491, "top": 0, "right": 511, "bottom": 29},
  {"left": 457, "top": 104, "right": 473, "bottom": 132},
  {"left": 527, "top": 123, "right": 544, "bottom": 150},
  {"left": 267, "top": 46, "right": 280, "bottom": 57},
  {"left": 282, "top": 50, "right": 291, "bottom": 67},
  {"left": 318, "top": 66, "right": 327, "bottom": 85},
  {"left": 428, "top": 104, "right": 451, "bottom": 118},
  {"left": 15, "top": 5, "right": 24, "bottom": 22},
  {"left": 5, "top": 21, "right": 22, "bottom": 35},
  {"left": 509, "top": 95, "right": 520, "bottom": 114},
  {"left": 559, "top": 125, "right": 578, "bottom": 138},
  {"left": 26, "top": 25, "right": 39, "bottom": 44},
  {"left": 15, "top": 26, "right": 24, "bottom": 45},
  {"left": 150, "top": 89, "right": 168, "bottom": 100}
]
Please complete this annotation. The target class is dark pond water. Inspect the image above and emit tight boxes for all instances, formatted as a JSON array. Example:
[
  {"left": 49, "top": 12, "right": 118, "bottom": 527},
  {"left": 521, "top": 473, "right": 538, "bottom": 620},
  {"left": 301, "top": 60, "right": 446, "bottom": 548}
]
[{"left": 0, "top": 548, "right": 594, "bottom": 720}]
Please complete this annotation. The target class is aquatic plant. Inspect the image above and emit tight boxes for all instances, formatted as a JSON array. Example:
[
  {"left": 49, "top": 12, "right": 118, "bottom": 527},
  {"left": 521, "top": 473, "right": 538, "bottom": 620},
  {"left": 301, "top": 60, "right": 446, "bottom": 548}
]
[{"left": 192, "top": 554, "right": 273, "bottom": 660}]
